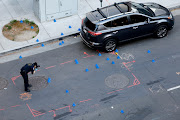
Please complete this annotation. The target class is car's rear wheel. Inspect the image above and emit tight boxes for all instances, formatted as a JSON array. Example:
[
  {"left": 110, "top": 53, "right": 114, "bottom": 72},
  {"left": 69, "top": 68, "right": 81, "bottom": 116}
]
[
  {"left": 155, "top": 25, "right": 168, "bottom": 38},
  {"left": 104, "top": 39, "right": 117, "bottom": 52}
]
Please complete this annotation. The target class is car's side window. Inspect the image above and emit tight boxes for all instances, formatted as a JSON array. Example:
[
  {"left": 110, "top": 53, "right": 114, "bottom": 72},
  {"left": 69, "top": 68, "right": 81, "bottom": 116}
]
[
  {"left": 103, "top": 17, "right": 129, "bottom": 28},
  {"left": 103, "top": 21, "right": 112, "bottom": 27},
  {"left": 130, "top": 15, "right": 147, "bottom": 24},
  {"left": 112, "top": 17, "right": 129, "bottom": 27},
  {"left": 97, "top": 25, "right": 106, "bottom": 31}
]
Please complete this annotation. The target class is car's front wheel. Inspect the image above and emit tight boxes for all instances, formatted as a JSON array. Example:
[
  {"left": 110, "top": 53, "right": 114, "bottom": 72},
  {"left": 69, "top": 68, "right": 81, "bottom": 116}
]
[
  {"left": 155, "top": 25, "right": 168, "bottom": 38},
  {"left": 104, "top": 39, "right": 117, "bottom": 52}
]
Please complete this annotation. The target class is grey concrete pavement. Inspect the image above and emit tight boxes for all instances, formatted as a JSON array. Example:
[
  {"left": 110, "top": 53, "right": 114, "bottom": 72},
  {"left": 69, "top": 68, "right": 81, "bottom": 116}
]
[
  {"left": 0, "top": 0, "right": 180, "bottom": 54},
  {"left": 0, "top": 14, "right": 180, "bottom": 120}
]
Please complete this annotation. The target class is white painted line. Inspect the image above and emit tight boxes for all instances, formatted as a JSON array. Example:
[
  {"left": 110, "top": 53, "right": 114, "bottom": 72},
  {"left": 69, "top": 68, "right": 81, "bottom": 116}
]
[{"left": 167, "top": 85, "right": 180, "bottom": 91}]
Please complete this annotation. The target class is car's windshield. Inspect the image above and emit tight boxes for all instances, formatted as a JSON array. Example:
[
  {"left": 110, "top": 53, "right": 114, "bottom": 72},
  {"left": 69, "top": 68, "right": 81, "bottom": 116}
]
[
  {"left": 144, "top": 4, "right": 169, "bottom": 16},
  {"left": 131, "top": 2, "right": 154, "bottom": 17}
]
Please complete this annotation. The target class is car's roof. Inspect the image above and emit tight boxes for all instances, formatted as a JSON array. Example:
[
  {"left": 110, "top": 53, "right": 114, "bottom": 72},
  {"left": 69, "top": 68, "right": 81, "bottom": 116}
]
[
  {"left": 86, "top": 1, "right": 155, "bottom": 24},
  {"left": 86, "top": 2, "right": 132, "bottom": 24},
  {"left": 97, "top": 12, "right": 148, "bottom": 25}
]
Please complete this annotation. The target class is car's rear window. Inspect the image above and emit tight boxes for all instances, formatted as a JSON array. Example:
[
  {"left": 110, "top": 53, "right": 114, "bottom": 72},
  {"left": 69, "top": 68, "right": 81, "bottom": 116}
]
[{"left": 84, "top": 17, "right": 96, "bottom": 31}]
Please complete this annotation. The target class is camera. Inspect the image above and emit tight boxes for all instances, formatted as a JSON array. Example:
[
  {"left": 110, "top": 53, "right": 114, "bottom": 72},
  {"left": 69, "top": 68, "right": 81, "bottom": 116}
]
[{"left": 37, "top": 65, "right": 40, "bottom": 68}]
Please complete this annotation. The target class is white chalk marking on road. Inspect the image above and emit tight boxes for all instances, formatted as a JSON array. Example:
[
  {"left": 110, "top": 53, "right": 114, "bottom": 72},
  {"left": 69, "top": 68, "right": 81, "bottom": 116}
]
[{"left": 167, "top": 85, "right": 180, "bottom": 91}]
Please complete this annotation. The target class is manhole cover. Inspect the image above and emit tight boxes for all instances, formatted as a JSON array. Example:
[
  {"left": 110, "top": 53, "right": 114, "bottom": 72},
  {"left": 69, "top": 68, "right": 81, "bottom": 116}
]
[
  {"left": 105, "top": 74, "right": 129, "bottom": 89},
  {"left": 29, "top": 76, "right": 48, "bottom": 91},
  {"left": 0, "top": 77, "right": 8, "bottom": 90}
]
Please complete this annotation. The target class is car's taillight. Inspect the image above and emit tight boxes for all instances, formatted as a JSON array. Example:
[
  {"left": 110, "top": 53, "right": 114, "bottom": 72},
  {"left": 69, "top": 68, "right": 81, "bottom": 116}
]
[
  {"left": 88, "top": 31, "right": 102, "bottom": 36},
  {"left": 82, "top": 18, "right": 85, "bottom": 24}
]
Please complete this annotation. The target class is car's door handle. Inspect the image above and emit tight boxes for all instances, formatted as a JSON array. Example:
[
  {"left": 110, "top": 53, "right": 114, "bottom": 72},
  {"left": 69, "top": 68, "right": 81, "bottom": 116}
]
[
  {"left": 133, "top": 26, "right": 138, "bottom": 29},
  {"left": 113, "top": 31, "right": 118, "bottom": 34}
]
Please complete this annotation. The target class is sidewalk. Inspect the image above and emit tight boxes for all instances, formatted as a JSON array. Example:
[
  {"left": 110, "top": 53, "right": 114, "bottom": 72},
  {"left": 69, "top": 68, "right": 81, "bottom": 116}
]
[{"left": 0, "top": 0, "right": 180, "bottom": 54}]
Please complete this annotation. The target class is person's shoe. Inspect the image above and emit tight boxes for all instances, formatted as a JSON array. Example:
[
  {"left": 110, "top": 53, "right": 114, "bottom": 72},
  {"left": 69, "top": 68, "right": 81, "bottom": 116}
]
[
  {"left": 25, "top": 89, "right": 30, "bottom": 92},
  {"left": 28, "top": 84, "right": 32, "bottom": 87}
]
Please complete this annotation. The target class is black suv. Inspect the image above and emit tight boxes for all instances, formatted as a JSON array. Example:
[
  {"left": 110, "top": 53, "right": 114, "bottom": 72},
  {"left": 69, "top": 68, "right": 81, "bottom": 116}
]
[{"left": 80, "top": 2, "right": 174, "bottom": 52}]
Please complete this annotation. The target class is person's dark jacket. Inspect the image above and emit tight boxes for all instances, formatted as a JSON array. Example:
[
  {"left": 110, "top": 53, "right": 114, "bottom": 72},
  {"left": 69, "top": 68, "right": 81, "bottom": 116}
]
[{"left": 21, "top": 63, "right": 35, "bottom": 74}]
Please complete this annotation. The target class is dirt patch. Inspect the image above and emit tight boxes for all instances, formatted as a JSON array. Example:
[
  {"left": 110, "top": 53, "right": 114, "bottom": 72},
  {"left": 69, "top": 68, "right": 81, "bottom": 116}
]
[
  {"left": 2, "top": 19, "right": 39, "bottom": 41},
  {"left": 14, "top": 30, "right": 37, "bottom": 41}
]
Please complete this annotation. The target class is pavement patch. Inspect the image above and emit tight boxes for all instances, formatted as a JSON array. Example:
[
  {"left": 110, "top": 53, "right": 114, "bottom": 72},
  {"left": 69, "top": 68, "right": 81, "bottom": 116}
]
[
  {"left": 146, "top": 77, "right": 165, "bottom": 86},
  {"left": 125, "top": 107, "right": 152, "bottom": 120},
  {"left": 144, "top": 56, "right": 180, "bottom": 89},
  {"left": 100, "top": 94, "right": 118, "bottom": 102},
  {"left": 54, "top": 112, "right": 71, "bottom": 120}
]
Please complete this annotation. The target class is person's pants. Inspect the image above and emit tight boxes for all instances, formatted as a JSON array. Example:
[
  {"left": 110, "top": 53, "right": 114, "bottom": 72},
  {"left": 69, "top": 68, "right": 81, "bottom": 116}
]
[{"left": 20, "top": 72, "right": 29, "bottom": 91}]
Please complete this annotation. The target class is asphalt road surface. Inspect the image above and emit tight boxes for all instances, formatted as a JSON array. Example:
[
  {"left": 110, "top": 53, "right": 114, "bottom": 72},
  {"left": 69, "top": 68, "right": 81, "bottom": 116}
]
[{"left": 0, "top": 15, "right": 180, "bottom": 120}]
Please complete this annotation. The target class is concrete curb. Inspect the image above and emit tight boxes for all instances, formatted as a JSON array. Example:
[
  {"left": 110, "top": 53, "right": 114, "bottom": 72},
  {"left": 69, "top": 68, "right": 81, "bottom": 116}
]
[{"left": 0, "top": 30, "right": 80, "bottom": 55}]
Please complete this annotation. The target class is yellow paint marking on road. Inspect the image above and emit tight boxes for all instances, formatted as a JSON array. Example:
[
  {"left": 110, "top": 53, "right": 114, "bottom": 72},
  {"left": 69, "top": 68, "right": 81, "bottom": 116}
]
[
  {"left": 176, "top": 72, "right": 180, "bottom": 75},
  {"left": 19, "top": 93, "right": 32, "bottom": 101}
]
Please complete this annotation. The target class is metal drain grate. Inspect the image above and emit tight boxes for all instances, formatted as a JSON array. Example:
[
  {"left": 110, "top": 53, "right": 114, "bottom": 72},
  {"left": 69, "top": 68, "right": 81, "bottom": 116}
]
[
  {"left": 29, "top": 76, "right": 48, "bottom": 91},
  {"left": 105, "top": 74, "right": 129, "bottom": 89},
  {"left": 0, "top": 77, "right": 8, "bottom": 90}
]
